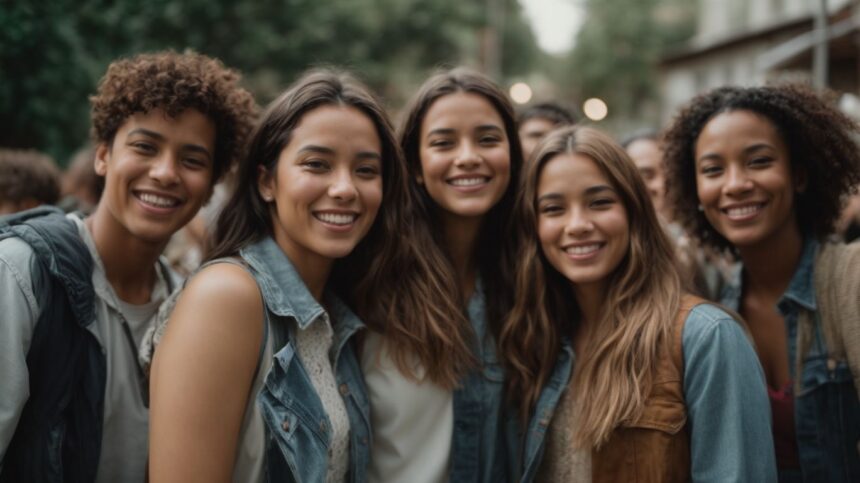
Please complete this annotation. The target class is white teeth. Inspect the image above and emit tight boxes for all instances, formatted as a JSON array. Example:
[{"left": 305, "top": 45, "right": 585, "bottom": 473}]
[
  {"left": 138, "top": 192, "right": 179, "bottom": 208},
  {"left": 315, "top": 213, "right": 356, "bottom": 225},
  {"left": 726, "top": 205, "right": 762, "bottom": 218},
  {"left": 565, "top": 244, "right": 601, "bottom": 255},
  {"left": 449, "top": 177, "right": 487, "bottom": 186}
]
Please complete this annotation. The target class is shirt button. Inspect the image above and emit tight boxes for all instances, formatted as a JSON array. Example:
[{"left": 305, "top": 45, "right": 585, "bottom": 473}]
[
  {"left": 339, "top": 383, "right": 349, "bottom": 396},
  {"left": 282, "top": 420, "right": 291, "bottom": 432},
  {"left": 320, "top": 421, "right": 327, "bottom": 432},
  {"left": 827, "top": 358, "right": 838, "bottom": 371}
]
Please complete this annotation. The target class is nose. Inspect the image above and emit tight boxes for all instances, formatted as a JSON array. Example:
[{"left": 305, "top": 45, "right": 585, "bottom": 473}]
[
  {"left": 724, "top": 164, "right": 753, "bottom": 196},
  {"left": 328, "top": 169, "right": 358, "bottom": 202},
  {"left": 564, "top": 207, "right": 593, "bottom": 237},
  {"left": 454, "top": 141, "right": 481, "bottom": 169},
  {"left": 149, "top": 153, "right": 180, "bottom": 186}
]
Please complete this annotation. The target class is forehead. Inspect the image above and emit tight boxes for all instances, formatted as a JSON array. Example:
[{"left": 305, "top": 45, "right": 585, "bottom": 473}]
[
  {"left": 520, "top": 117, "right": 556, "bottom": 134},
  {"left": 538, "top": 152, "right": 611, "bottom": 194},
  {"left": 291, "top": 105, "right": 380, "bottom": 144},
  {"left": 117, "top": 108, "right": 216, "bottom": 148},
  {"left": 696, "top": 109, "right": 784, "bottom": 152},
  {"left": 421, "top": 92, "right": 504, "bottom": 134}
]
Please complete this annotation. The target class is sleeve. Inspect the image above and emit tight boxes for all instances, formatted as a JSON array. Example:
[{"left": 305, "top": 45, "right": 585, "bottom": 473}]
[
  {"left": 0, "top": 239, "right": 41, "bottom": 462},
  {"left": 682, "top": 304, "right": 777, "bottom": 483}
]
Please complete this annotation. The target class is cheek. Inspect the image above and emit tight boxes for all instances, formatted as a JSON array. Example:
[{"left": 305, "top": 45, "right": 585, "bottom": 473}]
[
  {"left": 537, "top": 217, "right": 560, "bottom": 248},
  {"left": 363, "top": 180, "right": 384, "bottom": 212}
]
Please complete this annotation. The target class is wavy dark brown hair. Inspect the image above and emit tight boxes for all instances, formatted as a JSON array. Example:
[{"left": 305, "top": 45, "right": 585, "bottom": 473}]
[
  {"left": 501, "top": 126, "right": 682, "bottom": 448},
  {"left": 90, "top": 50, "right": 257, "bottom": 184},
  {"left": 663, "top": 83, "right": 860, "bottom": 252},
  {"left": 391, "top": 67, "right": 524, "bottom": 386},
  {"left": 207, "top": 69, "right": 473, "bottom": 388}
]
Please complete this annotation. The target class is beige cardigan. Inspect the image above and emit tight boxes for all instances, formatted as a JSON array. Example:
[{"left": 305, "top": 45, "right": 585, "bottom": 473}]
[{"left": 797, "top": 241, "right": 860, "bottom": 399}]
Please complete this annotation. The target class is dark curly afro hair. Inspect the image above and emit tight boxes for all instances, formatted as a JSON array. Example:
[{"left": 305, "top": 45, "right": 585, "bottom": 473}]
[
  {"left": 663, "top": 83, "right": 860, "bottom": 252},
  {"left": 90, "top": 50, "right": 257, "bottom": 184}
]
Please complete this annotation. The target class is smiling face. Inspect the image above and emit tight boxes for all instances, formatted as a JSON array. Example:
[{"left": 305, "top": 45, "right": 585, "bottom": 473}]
[
  {"left": 694, "top": 109, "right": 803, "bottom": 249},
  {"left": 536, "top": 153, "right": 629, "bottom": 295},
  {"left": 418, "top": 92, "right": 511, "bottom": 222},
  {"left": 259, "top": 104, "right": 383, "bottom": 265},
  {"left": 93, "top": 108, "right": 216, "bottom": 245}
]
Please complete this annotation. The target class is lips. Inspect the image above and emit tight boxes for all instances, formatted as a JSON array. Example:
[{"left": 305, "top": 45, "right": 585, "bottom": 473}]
[
  {"left": 562, "top": 242, "right": 604, "bottom": 260},
  {"left": 313, "top": 211, "right": 358, "bottom": 226},
  {"left": 721, "top": 202, "right": 765, "bottom": 221},
  {"left": 133, "top": 190, "right": 182, "bottom": 209}
]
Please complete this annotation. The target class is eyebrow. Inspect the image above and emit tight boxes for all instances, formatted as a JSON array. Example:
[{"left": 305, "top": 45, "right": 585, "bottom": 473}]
[
  {"left": 536, "top": 185, "right": 615, "bottom": 203},
  {"left": 298, "top": 144, "right": 381, "bottom": 161},
  {"left": 697, "top": 142, "right": 775, "bottom": 163},
  {"left": 127, "top": 128, "right": 212, "bottom": 160},
  {"left": 425, "top": 124, "right": 504, "bottom": 138}
]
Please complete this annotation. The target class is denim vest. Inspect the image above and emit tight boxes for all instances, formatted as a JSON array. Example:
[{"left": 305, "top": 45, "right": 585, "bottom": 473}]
[
  {"left": 514, "top": 340, "right": 574, "bottom": 483},
  {"left": 447, "top": 280, "right": 513, "bottom": 482},
  {"left": 238, "top": 237, "right": 371, "bottom": 483},
  {"left": 721, "top": 237, "right": 860, "bottom": 482},
  {"left": 0, "top": 207, "right": 100, "bottom": 483}
]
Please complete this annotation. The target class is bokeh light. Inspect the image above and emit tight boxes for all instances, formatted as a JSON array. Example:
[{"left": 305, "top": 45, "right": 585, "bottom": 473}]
[
  {"left": 510, "top": 82, "right": 533, "bottom": 104},
  {"left": 583, "top": 97, "right": 608, "bottom": 121}
]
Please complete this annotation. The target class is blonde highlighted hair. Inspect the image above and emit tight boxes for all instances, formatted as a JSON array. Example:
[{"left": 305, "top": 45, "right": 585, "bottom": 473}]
[{"left": 500, "top": 126, "right": 682, "bottom": 448}]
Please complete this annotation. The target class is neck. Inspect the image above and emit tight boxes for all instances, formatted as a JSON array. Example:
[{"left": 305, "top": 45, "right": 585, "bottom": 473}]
[
  {"left": 442, "top": 213, "right": 483, "bottom": 301},
  {"left": 273, "top": 232, "right": 333, "bottom": 303},
  {"left": 737, "top": 224, "right": 804, "bottom": 300},
  {"left": 86, "top": 206, "right": 166, "bottom": 304}
]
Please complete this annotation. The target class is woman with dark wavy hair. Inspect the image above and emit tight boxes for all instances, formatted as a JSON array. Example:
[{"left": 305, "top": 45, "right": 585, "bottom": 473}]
[
  {"left": 356, "top": 68, "right": 521, "bottom": 482},
  {"left": 663, "top": 84, "right": 860, "bottom": 482},
  {"left": 503, "top": 125, "right": 775, "bottom": 482},
  {"left": 148, "top": 69, "right": 452, "bottom": 482}
]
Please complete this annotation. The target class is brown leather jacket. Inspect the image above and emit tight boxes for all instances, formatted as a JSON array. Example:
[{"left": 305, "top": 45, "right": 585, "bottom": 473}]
[{"left": 591, "top": 295, "right": 704, "bottom": 483}]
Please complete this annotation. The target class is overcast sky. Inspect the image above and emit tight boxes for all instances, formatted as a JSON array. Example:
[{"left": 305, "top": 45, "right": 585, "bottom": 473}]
[{"left": 519, "top": 0, "right": 585, "bottom": 54}]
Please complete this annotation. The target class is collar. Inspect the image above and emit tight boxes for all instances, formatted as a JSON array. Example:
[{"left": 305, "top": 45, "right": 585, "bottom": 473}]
[
  {"left": 720, "top": 235, "right": 818, "bottom": 313},
  {"left": 240, "top": 236, "right": 351, "bottom": 331}
]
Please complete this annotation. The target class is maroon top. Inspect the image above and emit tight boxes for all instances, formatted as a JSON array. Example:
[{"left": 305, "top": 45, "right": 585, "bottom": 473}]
[{"left": 768, "top": 381, "right": 800, "bottom": 469}]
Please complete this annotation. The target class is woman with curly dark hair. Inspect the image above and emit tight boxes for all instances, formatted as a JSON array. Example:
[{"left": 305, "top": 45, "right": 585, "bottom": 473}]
[{"left": 663, "top": 84, "right": 860, "bottom": 482}]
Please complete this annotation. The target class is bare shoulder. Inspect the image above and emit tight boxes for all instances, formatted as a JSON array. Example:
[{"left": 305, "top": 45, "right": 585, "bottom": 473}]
[{"left": 165, "top": 262, "right": 264, "bottom": 353}]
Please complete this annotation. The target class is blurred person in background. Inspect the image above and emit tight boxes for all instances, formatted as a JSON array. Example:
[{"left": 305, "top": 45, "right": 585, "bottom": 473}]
[
  {"left": 518, "top": 101, "right": 577, "bottom": 161},
  {"left": 622, "top": 129, "right": 732, "bottom": 301},
  {"left": 0, "top": 50, "right": 255, "bottom": 483},
  {"left": 837, "top": 186, "right": 860, "bottom": 243},
  {"left": 664, "top": 84, "right": 860, "bottom": 482},
  {"left": 58, "top": 144, "right": 103, "bottom": 215},
  {"left": 0, "top": 149, "right": 61, "bottom": 216}
]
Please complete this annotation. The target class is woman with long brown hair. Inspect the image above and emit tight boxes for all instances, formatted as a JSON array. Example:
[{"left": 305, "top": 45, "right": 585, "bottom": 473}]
[
  {"left": 502, "top": 125, "right": 776, "bottom": 482},
  {"left": 146, "top": 69, "right": 437, "bottom": 482},
  {"left": 357, "top": 67, "right": 521, "bottom": 482}
]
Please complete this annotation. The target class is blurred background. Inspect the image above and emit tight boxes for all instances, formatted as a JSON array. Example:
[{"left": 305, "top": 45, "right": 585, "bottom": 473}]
[{"left": 2, "top": 0, "right": 858, "bottom": 166}]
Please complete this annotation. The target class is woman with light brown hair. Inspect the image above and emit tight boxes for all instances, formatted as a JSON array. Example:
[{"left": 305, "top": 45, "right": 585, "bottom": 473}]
[{"left": 501, "top": 125, "right": 776, "bottom": 482}]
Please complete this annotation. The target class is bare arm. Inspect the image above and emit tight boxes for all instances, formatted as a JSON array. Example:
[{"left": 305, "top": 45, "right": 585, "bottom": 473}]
[{"left": 148, "top": 263, "right": 264, "bottom": 483}]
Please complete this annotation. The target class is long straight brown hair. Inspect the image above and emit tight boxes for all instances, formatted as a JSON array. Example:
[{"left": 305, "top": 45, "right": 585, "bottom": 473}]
[
  {"left": 501, "top": 126, "right": 683, "bottom": 448},
  {"left": 379, "top": 67, "right": 524, "bottom": 386},
  {"left": 208, "top": 70, "right": 471, "bottom": 390}
]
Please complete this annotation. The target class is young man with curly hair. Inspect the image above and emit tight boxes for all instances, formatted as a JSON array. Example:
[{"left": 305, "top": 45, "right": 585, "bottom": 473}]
[{"left": 0, "top": 51, "right": 256, "bottom": 483}]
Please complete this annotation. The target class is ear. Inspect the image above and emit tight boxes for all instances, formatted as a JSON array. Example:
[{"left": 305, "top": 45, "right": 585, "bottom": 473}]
[
  {"left": 94, "top": 143, "right": 110, "bottom": 176},
  {"left": 794, "top": 165, "right": 808, "bottom": 194},
  {"left": 257, "top": 165, "right": 274, "bottom": 202}
]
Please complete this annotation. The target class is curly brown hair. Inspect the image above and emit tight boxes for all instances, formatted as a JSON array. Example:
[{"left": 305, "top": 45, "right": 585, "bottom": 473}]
[
  {"left": 0, "top": 148, "right": 61, "bottom": 205},
  {"left": 663, "top": 84, "right": 860, "bottom": 252},
  {"left": 89, "top": 51, "right": 257, "bottom": 183}
]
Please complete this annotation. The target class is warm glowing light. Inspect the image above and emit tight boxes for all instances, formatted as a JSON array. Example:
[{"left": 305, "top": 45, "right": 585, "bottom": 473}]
[
  {"left": 583, "top": 98, "right": 608, "bottom": 121},
  {"left": 509, "top": 83, "right": 533, "bottom": 104}
]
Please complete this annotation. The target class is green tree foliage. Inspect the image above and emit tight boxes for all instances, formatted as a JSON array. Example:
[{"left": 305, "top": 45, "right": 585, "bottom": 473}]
[
  {"left": 559, "top": 0, "right": 695, "bottom": 123},
  {"left": 1, "top": 0, "right": 538, "bottom": 164}
]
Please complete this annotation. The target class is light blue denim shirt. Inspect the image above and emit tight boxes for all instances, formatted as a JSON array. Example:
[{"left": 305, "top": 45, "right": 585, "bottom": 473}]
[
  {"left": 516, "top": 303, "right": 777, "bottom": 483},
  {"left": 449, "top": 279, "right": 509, "bottom": 482},
  {"left": 240, "top": 236, "right": 371, "bottom": 483},
  {"left": 721, "top": 237, "right": 860, "bottom": 482}
]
